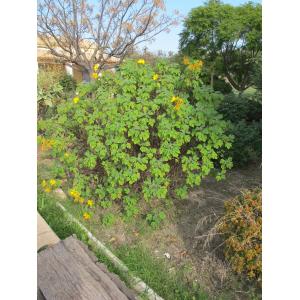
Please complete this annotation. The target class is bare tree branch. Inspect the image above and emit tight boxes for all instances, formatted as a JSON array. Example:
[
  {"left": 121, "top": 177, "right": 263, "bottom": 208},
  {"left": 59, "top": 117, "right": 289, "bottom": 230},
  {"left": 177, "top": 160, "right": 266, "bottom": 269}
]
[{"left": 37, "top": 0, "right": 178, "bottom": 74}]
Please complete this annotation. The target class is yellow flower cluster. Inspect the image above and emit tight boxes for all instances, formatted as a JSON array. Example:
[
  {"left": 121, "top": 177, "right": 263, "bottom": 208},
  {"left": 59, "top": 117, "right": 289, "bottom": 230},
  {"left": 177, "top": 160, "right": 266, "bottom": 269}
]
[
  {"left": 93, "top": 64, "right": 99, "bottom": 72},
  {"left": 152, "top": 73, "right": 159, "bottom": 81},
  {"left": 91, "top": 72, "right": 99, "bottom": 79},
  {"left": 41, "top": 179, "right": 57, "bottom": 193},
  {"left": 183, "top": 56, "right": 204, "bottom": 71},
  {"left": 40, "top": 137, "right": 55, "bottom": 152},
  {"left": 171, "top": 96, "right": 184, "bottom": 111},
  {"left": 137, "top": 59, "right": 145, "bottom": 65},
  {"left": 73, "top": 97, "right": 80, "bottom": 104},
  {"left": 69, "top": 189, "right": 94, "bottom": 209},
  {"left": 187, "top": 59, "right": 203, "bottom": 71},
  {"left": 182, "top": 56, "right": 190, "bottom": 65}
]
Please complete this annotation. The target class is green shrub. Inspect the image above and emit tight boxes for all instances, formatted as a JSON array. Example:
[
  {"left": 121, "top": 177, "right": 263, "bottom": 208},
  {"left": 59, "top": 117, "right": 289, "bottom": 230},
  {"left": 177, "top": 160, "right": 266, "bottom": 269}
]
[
  {"left": 38, "top": 59, "right": 233, "bottom": 218},
  {"left": 37, "top": 82, "right": 64, "bottom": 119},
  {"left": 218, "top": 93, "right": 262, "bottom": 123},
  {"left": 218, "top": 189, "right": 262, "bottom": 284},
  {"left": 146, "top": 210, "right": 166, "bottom": 229},
  {"left": 226, "top": 120, "right": 262, "bottom": 167},
  {"left": 59, "top": 74, "right": 77, "bottom": 93},
  {"left": 212, "top": 77, "right": 232, "bottom": 94},
  {"left": 217, "top": 93, "right": 262, "bottom": 166}
]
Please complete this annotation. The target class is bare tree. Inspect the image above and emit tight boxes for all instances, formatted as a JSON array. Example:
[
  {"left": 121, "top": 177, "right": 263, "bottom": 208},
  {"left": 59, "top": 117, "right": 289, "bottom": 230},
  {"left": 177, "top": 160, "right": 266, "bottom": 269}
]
[{"left": 37, "top": 0, "right": 178, "bottom": 74}]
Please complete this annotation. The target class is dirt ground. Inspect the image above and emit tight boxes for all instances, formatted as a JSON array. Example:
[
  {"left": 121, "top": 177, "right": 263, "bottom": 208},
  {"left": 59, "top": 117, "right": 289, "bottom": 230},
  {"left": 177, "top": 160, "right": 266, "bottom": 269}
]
[{"left": 84, "top": 165, "right": 262, "bottom": 299}]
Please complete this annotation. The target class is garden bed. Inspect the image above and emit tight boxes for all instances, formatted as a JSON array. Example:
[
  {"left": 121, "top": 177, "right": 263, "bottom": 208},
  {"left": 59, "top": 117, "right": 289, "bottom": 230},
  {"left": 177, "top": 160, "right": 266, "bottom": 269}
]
[{"left": 38, "top": 149, "right": 261, "bottom": 299}]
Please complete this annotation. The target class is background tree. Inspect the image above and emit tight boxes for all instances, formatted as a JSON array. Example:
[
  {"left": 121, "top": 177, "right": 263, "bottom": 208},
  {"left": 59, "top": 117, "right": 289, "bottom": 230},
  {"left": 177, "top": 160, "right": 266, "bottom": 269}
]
[
  {"left": 179, "top": 0, "right": 261, "bottom": 92},
  {"left": 38, "top": 0, "right": 178, "bottom": 74}
]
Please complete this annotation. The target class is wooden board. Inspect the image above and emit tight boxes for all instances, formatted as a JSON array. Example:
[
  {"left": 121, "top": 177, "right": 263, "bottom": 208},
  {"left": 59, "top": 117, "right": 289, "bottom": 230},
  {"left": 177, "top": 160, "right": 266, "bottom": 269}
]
[{"left": 38, "top": 236, "right": 137, "bottom": 300}]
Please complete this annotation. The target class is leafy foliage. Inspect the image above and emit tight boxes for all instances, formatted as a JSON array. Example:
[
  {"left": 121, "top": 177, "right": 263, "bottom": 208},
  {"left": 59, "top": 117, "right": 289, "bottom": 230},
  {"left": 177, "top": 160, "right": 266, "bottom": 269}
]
[
  {"left": 38, "top": 59, "right": 233, "bottom": 218},
  {"left": 37, "top": 71, "right": 78, "bottom": 120},
  {"left": 59, "top": 74, "right": 77, "bottom": 93},
  {"left": 218, "top": 93, "right": 262, "bottom": 123},
  {"left": 37, "top": 82, "right": 64, "bottom": 119},
  {"left": 180, "top": 0, "right": 262, "bottom": 92},
  {"left": 146, "top": 210, "right": 166, "bottom": 229},
  {"left": 218, "top": 189, "right": 262, "bottom": 283},
  {"left": 217, "top": 93, "right": 262, "bottom": 166}
]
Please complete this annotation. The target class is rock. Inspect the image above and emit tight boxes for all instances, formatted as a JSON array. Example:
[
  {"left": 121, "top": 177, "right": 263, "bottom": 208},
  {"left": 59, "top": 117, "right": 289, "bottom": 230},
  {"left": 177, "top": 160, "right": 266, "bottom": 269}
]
[{"left": 164, "top": 252, "right": 171, "bottom": 259}]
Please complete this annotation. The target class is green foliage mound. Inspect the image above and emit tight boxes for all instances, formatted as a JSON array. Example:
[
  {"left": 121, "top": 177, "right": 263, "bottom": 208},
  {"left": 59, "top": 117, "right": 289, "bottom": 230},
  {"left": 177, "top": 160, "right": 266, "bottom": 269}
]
[
  {"left": 218, "top": 93, "right": 262, "bottom": 166},
  {"left": 39, "top": 59, "right": 233, "bottom": 217}
]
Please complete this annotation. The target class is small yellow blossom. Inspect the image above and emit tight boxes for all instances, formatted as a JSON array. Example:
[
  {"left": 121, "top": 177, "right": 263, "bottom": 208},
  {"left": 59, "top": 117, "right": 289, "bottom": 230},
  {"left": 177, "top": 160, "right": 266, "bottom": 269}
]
[
  {"left": 64, "top": 152, "right": 70, "bottom": 158},
  {"left": 91, "top": 72, "right": 99, "bottom": 79},
  {"left": 79, "top": 197, "right": 85, "bottom": 204},
  {"left": 93, "top": 64, "right": 99, "bottom": 71},
  {"left": 87, "top": 199, "right": 94, "bottom": 207},
  {"left": 171, "top": 97, "right": 184, "bottom": 111},
  {"left": 152, "top": 73, "right": 159, "bottom": 81},
  {"left": 183, "top": 56, "right": 190, "bottom": 65},
  {"left": 174, "top": 101, "right": 183, "bottom": 111},
  {"left": 69, "top": 189, "right": 80, "bottom": 199},
  {"left": 137, "top": 59, "right": 145, "bottom": 65},
  {"left": 44, "top": 187, "right": 51, "bottom": 193},
  {"left": 83, "top": 212, "right": 91, "bottom": 220},
  {"left": 171, "top": 96, "right": 177, "bottom": 102},
  {"left": 49, "top": 179, "right": 56, "bottom": 186},
  {"left": 73, "top": 97, "right": 79, "bottom": 104},
  {"left": 41, "top": 180, "right": 47, "bottom": 188}
]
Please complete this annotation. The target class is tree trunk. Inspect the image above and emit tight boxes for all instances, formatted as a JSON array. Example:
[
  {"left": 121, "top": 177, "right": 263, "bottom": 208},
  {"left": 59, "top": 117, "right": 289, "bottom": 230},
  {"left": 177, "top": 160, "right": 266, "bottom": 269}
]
[{"left": 210, "top": 68, "right": 214, "bottom": 89}]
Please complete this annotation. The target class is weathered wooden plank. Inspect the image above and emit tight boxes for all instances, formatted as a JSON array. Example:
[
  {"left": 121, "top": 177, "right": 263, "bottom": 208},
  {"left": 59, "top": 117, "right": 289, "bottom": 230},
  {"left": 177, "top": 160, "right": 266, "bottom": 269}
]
[{"left": 38, "top": 236, "right": 136, "bottom": 300}]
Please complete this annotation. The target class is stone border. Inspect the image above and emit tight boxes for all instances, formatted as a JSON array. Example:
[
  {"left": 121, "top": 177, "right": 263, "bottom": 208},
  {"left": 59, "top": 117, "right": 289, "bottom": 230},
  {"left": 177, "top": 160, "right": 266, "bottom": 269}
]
[{"left": 55, "top": 189, "right": 164, "bottom": 300}]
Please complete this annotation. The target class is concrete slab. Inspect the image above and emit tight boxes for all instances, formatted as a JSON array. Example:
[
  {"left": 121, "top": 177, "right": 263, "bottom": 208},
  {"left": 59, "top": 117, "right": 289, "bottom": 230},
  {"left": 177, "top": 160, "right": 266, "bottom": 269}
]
[{"left": 37, "top": 212, "right": 60, "bottom": 250}]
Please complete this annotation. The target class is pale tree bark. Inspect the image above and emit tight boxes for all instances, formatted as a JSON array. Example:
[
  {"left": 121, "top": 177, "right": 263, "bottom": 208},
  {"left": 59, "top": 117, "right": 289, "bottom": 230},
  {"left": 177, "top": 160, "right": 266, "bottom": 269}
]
[{"left": 37, "top": 0, "right": 179, "bottom": 75}]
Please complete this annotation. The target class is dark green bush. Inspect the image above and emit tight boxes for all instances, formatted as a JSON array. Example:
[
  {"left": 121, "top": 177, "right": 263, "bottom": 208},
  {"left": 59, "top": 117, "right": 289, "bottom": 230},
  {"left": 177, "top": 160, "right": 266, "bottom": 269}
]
[
  {"left": 59, "top": 74, "right": 77, "bottom": 93},
  {"left": 228, "top": 120, "right": 261, "bottom": 166},
  {"left": 218, "top": 93, "right": 261, "bottom": 123},
  {"left": 217, "top": 93, "right": 262, "bottom": 167},
  {"left": 212, "top": 77, "right": 232, "bottom": 94}
]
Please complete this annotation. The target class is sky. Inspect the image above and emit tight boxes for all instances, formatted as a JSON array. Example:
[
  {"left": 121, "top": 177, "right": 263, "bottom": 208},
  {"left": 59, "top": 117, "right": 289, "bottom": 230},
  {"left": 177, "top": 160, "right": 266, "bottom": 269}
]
[{"left": 140, "top": 0, "right": 261, "bottom": 53}]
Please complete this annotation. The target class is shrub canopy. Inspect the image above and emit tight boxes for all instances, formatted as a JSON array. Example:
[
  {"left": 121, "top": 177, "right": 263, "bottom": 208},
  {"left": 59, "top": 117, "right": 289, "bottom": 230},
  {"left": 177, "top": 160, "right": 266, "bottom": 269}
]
[{"left": 39, "top": 59, "right": 233, "bottom": 217}]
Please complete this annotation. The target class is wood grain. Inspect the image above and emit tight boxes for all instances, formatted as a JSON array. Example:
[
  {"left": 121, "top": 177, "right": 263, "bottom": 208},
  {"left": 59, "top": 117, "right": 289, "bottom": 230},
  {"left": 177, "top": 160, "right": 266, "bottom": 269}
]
[{"left": 38, "top": 236, "right": 137, "bottom": 300}]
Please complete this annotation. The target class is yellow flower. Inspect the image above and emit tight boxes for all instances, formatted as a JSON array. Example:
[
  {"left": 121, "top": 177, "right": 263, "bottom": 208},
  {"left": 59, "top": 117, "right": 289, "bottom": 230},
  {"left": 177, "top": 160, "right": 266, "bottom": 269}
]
[
  {"left": 73, "top": 97, "right": 79, "bottom": 104},
  {"left": 64, "top": 152, "right": 70, "bottom": 158},
  {"left": 41, "top": 180, "right": 47, "bottom": 188},
  {"left": 44, "top": 187, "right": 51, "bottom": 193},
  {"left": 83, "top": 212, "right": 91, "bottom": 220},
  {"left": 137, "top": 59, "right": 145, "bottom": 65},
  {"left": 152, "top": 74, "right": 159, "bottom": 81},
  {"left": 87, "top": 199, "right": 94, "bottom": 207},
  {"left": 174, "top": 97, "right": 184, "bottom": 111},
  {"left": 171, "top": 96, "right": 177, "bottom": 102},
  {"left": 187, "top": 60, "right": 204, "bottom": 71},
  {"left": 79, "top": 197, "right": 85, "bottom": 204},
  {"left": 93, "top": 64, "right": 99, "bottom": 71},
  {"left": 69, "top": 189, "right": 80, "bottom": 199},
  {"left": 183, "top": 56, "right": 190, "bottom": 65},
  {"left": 91, "top": 72, "right": 99, "bottom": 79},
  {"left": 49, "top": 179, "right": 56, "bottom": 186}
]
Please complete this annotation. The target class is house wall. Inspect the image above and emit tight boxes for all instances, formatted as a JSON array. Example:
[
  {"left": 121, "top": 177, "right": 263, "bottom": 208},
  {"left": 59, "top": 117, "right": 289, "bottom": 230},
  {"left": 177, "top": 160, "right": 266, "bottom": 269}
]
[{"left": 72, "top": 65, "right": 84, "bottom": 82}]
